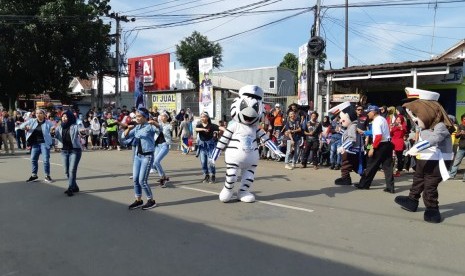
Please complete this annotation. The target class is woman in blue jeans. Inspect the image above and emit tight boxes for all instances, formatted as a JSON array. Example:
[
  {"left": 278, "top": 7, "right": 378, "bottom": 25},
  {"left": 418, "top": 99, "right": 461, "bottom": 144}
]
[
  {"left": 122, "top": 108, "right": 158, "bottom": 210},
  {"left": 55, "top": 110, "right": 83, "bottom": 196},
  {"left": 195, "top": 112, "right": 219, "bottom": 183},
  {"left": 153, "top": 111, "right": 172, "bottom": 188},
  {"left": 20, "top": 109, "right": 55, "bottom": 183}
]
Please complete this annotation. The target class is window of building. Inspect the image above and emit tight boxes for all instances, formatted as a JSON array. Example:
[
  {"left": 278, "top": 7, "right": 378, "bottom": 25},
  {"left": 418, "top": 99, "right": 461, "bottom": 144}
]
[{"left": 269, "top": 77, "right": 275, "bottom": 89}]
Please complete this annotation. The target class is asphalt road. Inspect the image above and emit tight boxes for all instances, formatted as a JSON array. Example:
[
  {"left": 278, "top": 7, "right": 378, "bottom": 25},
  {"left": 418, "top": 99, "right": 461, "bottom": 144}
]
[{"left": 1, "top": 149, "right": 465, "bottom": 276}]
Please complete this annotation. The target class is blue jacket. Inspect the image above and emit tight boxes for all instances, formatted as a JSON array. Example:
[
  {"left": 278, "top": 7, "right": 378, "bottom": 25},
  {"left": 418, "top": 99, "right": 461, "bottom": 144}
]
[
  {"left": 55, "top": 124, "right": 82, "bottom": 149},
  {"left": 20, "top": 119, "right": 54, "bottom": 147},
  {"left": 2, "top": 117, "right": 16, "bottom": 134},
  {"left": 122, "top": 123, "right": 158, "bottom": 153}
]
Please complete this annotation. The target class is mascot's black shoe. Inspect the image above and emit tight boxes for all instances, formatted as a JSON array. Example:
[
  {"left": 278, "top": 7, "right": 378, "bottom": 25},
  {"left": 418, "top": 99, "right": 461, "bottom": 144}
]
[
  {"left": 394, "top": 196, "right": 418, "bottom": 212},
  {"left": 335, "top": 177, "right": 352, "bottom": 185},
  {"left": 354, "top": 183, "right": 369, "bottom": 190},
  {"left": 424, "top": 207, "right": 442, "bottom": 223}
]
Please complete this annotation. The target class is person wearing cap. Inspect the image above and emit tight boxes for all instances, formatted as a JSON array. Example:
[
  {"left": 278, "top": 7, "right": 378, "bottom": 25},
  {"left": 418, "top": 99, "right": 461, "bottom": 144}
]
[
  {"left": 122, "top": 107, "right": 159, "bottom": 210},
  {"left": 356, "top": 105, "right": 395, "bottom": 193},
  {"left": 195, "top": 111, "right": 219, "bottom": 183},
  {"left": 19, "top": 108, "right": 55, "bottom": 183}
]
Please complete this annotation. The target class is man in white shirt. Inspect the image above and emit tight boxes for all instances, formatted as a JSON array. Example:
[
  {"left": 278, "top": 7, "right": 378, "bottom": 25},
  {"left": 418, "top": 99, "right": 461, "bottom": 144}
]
[{"left": 355, "top": 105, "right": 395, "bottom": 193}]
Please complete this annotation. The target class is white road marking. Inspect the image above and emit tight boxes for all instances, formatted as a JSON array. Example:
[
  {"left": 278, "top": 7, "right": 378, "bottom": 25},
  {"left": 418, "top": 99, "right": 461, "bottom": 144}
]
[
  {"left": 21, "top": 157, "right": 315, "bottom": 213},
  {"left": 180, "top": 186, "right": 315, "bottom": 213},
  {"left": 23, "top": 157, "right": 62, "bottom": 167}
]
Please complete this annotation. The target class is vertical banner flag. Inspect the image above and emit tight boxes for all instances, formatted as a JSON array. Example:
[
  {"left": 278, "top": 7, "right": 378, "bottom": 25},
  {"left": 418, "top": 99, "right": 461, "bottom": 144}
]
[
  {"left": 298, "top": 43, "right": 309, "bottom": 106},
  {"left": 199, "top": 57, "right": 214, "bottom": 117},
  {"left": 134, "top": 60, "right": 145, "bottom": 108}
]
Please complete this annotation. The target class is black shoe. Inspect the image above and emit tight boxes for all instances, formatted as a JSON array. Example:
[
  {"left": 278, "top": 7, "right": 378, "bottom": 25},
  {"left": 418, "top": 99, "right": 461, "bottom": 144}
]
[
  {"left": 64, "top": 189, "right": 74, "bottom": 197},
  {"left": 334, "top": 165, "right": 341, "bottom": 170},
  {"left": 160, "top": 177, "right": 169, "bottom": 188},
  {"left": 354, "top": 183, "right": 369, "bottom": 190},
  {"left": 330, "top": 165, "right": 335, "bottom": 170},
  {"left": 209, "top": 175, "right": 216, "bottom": 184},
  {"left": 424, "top": 207, "right": 441, "bottom": 223},
  {"left": 26, "top": 175, "right": 39, "bottom": 182},
  {"left": 335, "top": 177, "right": 352, "bottom": 185},
  {"left": 44, "top": 175, "right": 53, "bottom": 183},
  {"left": 71, "top": 186, "right": 80, "bottom": 193},
  {"left": 383, "top": 187, "right": 395, "bottom": 194},
  {"left": 141, "top": 199, "right": 157, "bottom": 210},
  {"left": 128, "top": 199, "right": 144, "bottom": 210},
  {"left": 202, "top": 175, "right": 210, "bottom": 183},
  {"left": 394, "top": 196, "right": 419, "bottom": 212}
]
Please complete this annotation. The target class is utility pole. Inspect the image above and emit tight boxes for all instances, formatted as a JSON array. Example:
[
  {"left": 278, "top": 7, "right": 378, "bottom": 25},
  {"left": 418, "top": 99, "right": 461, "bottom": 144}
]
[
  {"left": 108, "top": 12, "right": 135, "bottom": 107},
  {"left": 313, "top": 0, "right": 321, "bottom": 115},
  {"left": 345, "top": 0, "right": 349, "bottom": 67}
]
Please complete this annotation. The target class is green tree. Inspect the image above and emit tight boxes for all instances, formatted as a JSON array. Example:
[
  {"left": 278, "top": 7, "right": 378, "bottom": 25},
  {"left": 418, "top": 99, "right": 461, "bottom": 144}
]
[
  {"left": 279, "top": 53, "right": 298, "bottom": 71},
  {"left": 0, "top": 0, "right": 112, "bottom": 108},
  {"left": 175, "top": 31, "right": 223, "bottom": 89}
]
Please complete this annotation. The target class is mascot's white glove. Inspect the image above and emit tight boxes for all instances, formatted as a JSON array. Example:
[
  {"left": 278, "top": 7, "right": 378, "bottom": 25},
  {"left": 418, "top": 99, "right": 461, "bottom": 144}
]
[
  {"left": 405, "top": 140, "right": 430, "bottom": 156},
  {"left": 209, "top": 148, "right": 221, "bottom": 166},
  {"left": 404, "top": 147, "right": 419, "bottom": 156},
  {"left": 337, "top": 146, "right": 345, "bottom": 154},
  {"left": 265, "top": 140, "right": 285, "bottom": 158}
]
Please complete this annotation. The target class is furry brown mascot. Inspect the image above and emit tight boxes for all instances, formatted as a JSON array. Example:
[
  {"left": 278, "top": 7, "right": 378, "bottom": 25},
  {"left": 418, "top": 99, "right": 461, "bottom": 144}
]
[{"left": 395, "top": 87, "right": 454, "bottom": 223}]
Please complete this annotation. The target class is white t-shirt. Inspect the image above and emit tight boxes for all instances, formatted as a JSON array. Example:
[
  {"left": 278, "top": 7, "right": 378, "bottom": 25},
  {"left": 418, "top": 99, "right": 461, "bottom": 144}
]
[{"left": 372, "top": 115, "right": 390, "bottom": 142}]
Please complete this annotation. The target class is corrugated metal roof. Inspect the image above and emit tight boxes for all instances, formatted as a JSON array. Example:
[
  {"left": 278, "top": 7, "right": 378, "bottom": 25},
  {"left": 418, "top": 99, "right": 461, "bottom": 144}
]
[{"left": 321, "top": 58, "right": 465, "bottom": 74}]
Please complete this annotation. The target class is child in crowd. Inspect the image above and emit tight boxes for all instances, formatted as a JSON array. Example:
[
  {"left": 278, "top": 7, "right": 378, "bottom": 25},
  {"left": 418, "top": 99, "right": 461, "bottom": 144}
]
[{"left": 101, "top": 122, "right": 109, "bottom": 150}]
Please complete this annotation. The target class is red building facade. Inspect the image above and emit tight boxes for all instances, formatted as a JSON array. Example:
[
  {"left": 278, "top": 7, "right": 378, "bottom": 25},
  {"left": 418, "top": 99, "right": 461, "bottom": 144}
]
[{"left": 127, "top": 53, "right": 170, "bottom": 92}]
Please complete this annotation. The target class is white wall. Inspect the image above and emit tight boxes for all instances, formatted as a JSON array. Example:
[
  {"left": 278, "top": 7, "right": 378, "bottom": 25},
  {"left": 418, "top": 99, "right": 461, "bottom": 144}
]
[
  {"left": 170, "top": 62, "right": 194, "bottom": 90},
  {"left": 91, "top": 76, "right": 129, "bottom": 95}
]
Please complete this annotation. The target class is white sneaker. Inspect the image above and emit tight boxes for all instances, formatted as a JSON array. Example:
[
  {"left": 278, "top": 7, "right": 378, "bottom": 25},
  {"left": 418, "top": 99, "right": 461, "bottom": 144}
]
[
  {"left": 150, "top": 169, "right": 155, "bottom": 174},
  {"left": 285, "top": 164, "right": 293, "bottom": 170}
]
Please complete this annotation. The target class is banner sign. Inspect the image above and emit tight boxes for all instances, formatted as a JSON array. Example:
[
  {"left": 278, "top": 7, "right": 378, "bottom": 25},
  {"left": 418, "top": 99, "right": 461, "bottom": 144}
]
[
  {"left": 331, "top": 94, "right": 360, "bottom": 102},
  {"left": 298, "top": 43, "right": 309, "bottom": 106},
  {"left": 152, "top": 94, "right": 176, "bottom": 112},
  {"left": 134, "top": 60, "right": 145, "bottom": 108},
  {"left": 199, "top": 57, "right": 214, "bottom": 117}
]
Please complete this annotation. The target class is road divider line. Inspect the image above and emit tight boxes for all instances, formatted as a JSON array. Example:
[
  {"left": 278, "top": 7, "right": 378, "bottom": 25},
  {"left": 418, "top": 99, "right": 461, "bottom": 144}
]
[{"left": 180, "top": 186, "right": 314, "bottom": 213}]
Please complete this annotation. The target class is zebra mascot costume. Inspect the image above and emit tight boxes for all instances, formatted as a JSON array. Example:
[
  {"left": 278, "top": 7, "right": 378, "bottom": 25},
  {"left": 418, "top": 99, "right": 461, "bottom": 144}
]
[{"left": 211, "top": 85, "right": 285, "bottom": 203}]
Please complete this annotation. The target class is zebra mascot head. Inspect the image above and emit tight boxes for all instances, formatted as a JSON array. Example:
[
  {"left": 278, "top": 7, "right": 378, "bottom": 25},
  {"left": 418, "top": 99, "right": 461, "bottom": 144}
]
[{"left": 230, "top": 85, "right": 264, "bottom": 125}]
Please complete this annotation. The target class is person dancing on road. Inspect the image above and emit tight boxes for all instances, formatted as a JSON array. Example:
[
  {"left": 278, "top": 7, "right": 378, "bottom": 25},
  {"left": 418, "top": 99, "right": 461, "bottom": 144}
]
[
  {"left": 54, "top": 110, "right": 84, "bottom": 196},
  {"left": 122, "top": 108, "right": 158, "bottom": 210}
]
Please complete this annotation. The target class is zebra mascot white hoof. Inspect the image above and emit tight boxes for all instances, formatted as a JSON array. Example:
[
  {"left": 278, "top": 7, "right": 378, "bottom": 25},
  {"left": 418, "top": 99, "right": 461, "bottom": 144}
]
[
  {"left": 219, "top": 187, "right": 234, "bottom": 202},
  {"left": 237, "top": 190, "right": 255, "bottom": 203},
  {"left": 210, "top": 85, "right": 285, "bottom": 203}
]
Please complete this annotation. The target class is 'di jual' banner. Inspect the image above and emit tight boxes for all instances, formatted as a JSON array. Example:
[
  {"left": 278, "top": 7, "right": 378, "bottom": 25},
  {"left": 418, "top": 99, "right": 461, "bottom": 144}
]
[
  {"left": 134, "top": 60, "right": 145, "bottom": 109},
  {"left": 198, "top": 57, "right": 214, "bottom": 117},
  {"left": 298, "top": 43, "right": 308, "bottom": 106}
]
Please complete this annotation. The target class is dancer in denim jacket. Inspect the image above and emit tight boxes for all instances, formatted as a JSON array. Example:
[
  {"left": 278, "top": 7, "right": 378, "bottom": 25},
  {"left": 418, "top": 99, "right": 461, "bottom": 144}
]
[
  {"left": 122, "top": 108, "right": 159, "bottom": 210},
  {"left": 54, "top": 110, "right": 84, "bottom": 196},
  {"left": 20, "top": 109, "right": 55, "bottom": 183}
]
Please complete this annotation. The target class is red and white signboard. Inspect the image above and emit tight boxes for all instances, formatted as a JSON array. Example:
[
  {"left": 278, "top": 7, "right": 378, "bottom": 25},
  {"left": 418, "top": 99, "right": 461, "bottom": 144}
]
[{"left": 142, "top": 58, "right": 154, "bottom": 85}]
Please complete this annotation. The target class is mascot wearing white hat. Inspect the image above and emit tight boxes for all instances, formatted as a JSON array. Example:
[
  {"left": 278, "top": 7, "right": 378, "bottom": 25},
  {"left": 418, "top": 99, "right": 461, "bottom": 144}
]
[
  {"left": 328, "top": 101, "right": 364, "bottom": 186},
  {"left": 395, "top": 87, "right": 454, "bottom": 223},
  {"left": 210, "top": 85, "right": 285, "bottom": 203}
]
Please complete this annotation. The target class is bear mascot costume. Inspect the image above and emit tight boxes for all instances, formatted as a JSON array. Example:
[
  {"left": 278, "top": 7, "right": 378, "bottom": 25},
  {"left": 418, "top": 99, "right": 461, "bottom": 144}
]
[
  {"left": 328, "top": 101, "right": 364, "bottom": 186},
  {"left": 210, "top": 85, "right": 285, "bottom": 203},
  {"left": 395, "top": 87, "right": 454, "bottom": 223}
]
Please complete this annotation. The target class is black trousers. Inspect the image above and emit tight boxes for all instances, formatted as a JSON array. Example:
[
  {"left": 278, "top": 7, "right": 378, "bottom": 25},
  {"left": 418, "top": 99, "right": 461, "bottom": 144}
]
[{"left": 359, "top": 141, "right": 394, "bottom": 189}]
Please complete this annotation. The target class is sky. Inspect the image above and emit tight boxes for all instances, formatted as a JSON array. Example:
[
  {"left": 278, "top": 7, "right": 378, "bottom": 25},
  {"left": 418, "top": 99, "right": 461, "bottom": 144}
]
[{"left": 106, "top": 0, "right": 465, "bottom": 71}]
